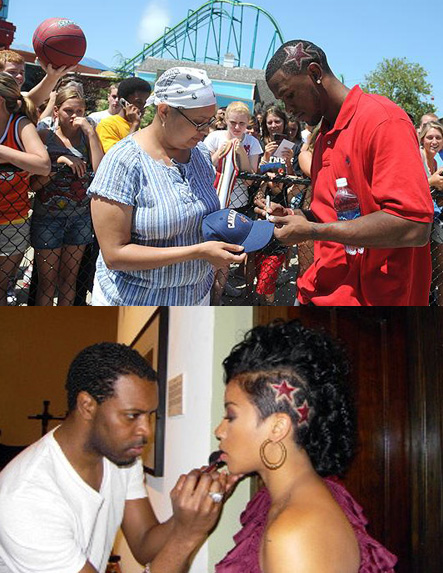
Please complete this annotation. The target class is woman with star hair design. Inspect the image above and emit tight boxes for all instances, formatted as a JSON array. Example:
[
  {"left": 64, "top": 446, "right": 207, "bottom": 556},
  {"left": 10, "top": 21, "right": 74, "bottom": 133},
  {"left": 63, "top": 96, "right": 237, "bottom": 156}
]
[{"left": 215, "top": 319, "right": 397, "bottom": 573}]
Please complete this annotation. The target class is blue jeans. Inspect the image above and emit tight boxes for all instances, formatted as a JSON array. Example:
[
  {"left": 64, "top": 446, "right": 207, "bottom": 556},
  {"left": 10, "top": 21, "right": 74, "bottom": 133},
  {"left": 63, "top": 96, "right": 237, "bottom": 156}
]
[{"left": 31, "top": 210, "right": 93, "bottom": 249}]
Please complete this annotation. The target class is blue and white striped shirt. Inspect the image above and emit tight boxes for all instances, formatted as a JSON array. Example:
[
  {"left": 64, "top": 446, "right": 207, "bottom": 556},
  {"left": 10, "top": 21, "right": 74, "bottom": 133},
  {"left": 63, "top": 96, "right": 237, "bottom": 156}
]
[{"left": 88, "top": 136, "right": 220, "bottom": 306}]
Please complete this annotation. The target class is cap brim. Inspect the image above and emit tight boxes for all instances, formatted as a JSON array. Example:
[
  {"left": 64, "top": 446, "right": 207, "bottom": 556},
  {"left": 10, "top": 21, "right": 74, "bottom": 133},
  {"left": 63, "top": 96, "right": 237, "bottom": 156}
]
[{"left": 242, "top": 219, "right": 275, "bottom": 253}]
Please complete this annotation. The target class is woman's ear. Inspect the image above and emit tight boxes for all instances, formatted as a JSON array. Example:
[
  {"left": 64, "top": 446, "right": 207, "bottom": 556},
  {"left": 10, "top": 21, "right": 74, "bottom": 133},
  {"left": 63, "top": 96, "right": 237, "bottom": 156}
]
[
  {"left": 268, "top": 412, "right": 292, "bottom": 442},
  {"left": 157, "top": 103, "right": 170, "bottom": 125}
]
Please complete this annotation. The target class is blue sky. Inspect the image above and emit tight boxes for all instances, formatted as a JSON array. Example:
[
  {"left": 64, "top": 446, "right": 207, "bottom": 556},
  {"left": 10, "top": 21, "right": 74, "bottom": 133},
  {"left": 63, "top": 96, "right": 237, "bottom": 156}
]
[{"left": 9, "top": 0, "right": 442, "bottom": 116}]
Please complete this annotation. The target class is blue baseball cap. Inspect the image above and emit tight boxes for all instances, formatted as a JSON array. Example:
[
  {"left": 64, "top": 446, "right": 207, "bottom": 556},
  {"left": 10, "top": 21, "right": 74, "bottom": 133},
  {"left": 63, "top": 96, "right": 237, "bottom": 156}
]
[{"left": 202, "top": 209, "right": 274, "bottom": 253}]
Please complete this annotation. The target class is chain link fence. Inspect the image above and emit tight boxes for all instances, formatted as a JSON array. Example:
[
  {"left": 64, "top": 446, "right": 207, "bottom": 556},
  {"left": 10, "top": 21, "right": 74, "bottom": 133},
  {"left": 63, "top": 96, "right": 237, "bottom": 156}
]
[
  {"left": 1, "top": 167, "right": 441, "bottom": 306},
  {"left": 430, "top": 189, "right": 443, "bottom": 306},
  {"left": 0, "top": 164, "right": 97, "bottom": 306},
  {"left": 218, "top": 171, "right": 313, "bottom": 306}
]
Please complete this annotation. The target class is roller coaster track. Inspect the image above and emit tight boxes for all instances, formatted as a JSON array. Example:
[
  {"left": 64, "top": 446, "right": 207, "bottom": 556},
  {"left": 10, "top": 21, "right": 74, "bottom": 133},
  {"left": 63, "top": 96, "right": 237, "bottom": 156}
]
[{"left": 118, "top": 1, "right": 284, "bottom": 75}]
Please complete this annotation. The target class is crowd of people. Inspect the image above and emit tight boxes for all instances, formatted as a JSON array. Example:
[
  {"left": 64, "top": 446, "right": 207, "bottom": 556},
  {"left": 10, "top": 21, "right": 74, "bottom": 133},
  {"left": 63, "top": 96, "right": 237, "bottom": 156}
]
[{"left": 0, "top": 41, "right": 442, "bottom": 306}]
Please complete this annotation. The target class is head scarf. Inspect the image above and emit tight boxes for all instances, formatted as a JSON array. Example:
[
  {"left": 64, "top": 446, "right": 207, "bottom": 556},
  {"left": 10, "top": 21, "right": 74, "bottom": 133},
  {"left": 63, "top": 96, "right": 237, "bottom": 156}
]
[{"left": 145, "top": 67, "right": 216, "bottom": 109}]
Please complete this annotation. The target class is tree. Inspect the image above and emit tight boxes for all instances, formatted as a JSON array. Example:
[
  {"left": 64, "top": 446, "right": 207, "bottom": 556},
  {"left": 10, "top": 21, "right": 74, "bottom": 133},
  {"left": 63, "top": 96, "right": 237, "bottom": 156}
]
[{"left": 361, "top": 57, "right": 436, "bottom": 124}]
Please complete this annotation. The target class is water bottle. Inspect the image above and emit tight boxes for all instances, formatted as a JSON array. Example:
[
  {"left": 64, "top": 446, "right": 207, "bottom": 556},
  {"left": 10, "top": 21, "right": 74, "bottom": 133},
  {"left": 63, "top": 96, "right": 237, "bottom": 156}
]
[{"left": 334, "top": 178, "right": 364, "bottom": 255}]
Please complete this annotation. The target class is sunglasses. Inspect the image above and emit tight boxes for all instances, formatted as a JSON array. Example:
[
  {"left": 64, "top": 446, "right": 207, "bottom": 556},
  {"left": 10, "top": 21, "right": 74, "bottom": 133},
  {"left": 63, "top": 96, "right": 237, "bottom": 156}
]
[{"left": 175, "top": 108, "right": 216, "bottom": 132}]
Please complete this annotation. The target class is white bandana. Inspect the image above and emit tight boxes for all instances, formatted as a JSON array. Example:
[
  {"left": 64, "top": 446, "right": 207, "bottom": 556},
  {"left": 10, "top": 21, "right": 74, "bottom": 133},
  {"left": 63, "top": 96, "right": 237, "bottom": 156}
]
[{"left": 145, "top": 67, "right": 216, "bottom": 109}]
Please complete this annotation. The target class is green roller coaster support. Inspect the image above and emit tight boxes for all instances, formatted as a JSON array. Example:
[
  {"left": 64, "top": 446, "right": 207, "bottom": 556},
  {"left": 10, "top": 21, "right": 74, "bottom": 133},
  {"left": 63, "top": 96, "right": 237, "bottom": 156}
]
[{"left": 118, "top": 0, "right": 285, "bottom": 75}]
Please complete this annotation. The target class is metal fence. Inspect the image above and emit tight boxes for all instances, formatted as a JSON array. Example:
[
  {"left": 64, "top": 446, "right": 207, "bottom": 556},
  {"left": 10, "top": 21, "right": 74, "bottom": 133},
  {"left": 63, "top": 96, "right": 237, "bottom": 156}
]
[
  {"left": 0, "top": 167, "right": 441, "bottom": 306},
  {"left": 217, "top": 171, "right": 313, "bottom": 306},
  {"left": 0, "top": 164, "right": 97, "bottom": 306}
]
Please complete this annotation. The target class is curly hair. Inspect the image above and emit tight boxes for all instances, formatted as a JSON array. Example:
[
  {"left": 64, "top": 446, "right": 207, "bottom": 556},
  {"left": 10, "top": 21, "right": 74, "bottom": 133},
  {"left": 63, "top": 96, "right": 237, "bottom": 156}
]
[
  {"left": 222, "top": 320, "right": 357, "bottom": 477},
  {"left": 66, "top": 342, "right": 158, "bottom": 412},
  {"left": 117, "top": 77, "right": 151, "bottom": 100}
]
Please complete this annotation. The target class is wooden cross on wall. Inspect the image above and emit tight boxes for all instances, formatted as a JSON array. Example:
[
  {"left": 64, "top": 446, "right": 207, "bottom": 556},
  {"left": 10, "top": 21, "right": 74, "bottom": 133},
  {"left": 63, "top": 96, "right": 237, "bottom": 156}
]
[{"left": 28, "top": 400, "right": 65, "bottom": 436}]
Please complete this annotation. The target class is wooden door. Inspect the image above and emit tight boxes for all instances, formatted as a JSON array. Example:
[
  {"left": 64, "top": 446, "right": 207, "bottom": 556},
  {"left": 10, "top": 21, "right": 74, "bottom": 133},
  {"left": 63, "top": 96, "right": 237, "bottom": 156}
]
[{"left": 254, "top": 308, "right": 442, "bottom": 573}]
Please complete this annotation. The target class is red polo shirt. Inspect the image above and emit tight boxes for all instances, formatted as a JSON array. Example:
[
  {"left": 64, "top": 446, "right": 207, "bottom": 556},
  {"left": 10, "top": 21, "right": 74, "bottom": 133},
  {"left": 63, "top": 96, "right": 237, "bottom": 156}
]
[{"left": 297, "top": 86, "right": 433, "bottom": 306}]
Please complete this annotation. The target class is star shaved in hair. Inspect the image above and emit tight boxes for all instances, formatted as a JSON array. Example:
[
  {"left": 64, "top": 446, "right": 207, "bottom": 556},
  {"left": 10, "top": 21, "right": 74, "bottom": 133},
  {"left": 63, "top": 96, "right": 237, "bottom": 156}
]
[
  {"left": 296, "top": 399, "right": 311, "bottom": 425},
  {"left": 272, "top": 379, "right": 299, "bottom": 401},
  {"left": 283, "top": 42, "right": 313, "bottom": 71}
]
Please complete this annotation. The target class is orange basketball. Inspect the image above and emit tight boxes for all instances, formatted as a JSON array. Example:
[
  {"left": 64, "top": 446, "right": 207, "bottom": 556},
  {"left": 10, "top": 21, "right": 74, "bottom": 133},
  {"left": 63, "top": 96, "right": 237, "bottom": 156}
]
[{"left": 32, "top": 18, "right": 87, "bottom": 69}]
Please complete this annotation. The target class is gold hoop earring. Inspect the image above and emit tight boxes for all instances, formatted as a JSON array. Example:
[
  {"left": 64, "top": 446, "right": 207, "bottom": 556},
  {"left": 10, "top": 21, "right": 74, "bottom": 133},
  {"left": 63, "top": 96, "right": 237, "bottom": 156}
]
[{"left": 260, "top": 439, "right": 287, "bottom": 470}]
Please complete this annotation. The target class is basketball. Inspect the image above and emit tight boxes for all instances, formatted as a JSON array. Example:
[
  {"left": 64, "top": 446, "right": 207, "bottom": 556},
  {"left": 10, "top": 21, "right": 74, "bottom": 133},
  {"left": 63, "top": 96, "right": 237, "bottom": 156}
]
[{"left": 32, "top": 18, "right": 87, "bottom": 69}]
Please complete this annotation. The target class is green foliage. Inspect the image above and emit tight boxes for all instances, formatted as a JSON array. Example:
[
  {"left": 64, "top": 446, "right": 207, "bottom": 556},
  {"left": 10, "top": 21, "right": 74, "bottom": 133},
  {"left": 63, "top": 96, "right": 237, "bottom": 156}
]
[
  {"left": 361, "top": 58, "right": 436, "bottom": 124},
  {"left": 141, "top": 105, "right": 156, "bottom": 128},
  {"left": 94, "top": 87, "right": 111, "bottom": 113}
]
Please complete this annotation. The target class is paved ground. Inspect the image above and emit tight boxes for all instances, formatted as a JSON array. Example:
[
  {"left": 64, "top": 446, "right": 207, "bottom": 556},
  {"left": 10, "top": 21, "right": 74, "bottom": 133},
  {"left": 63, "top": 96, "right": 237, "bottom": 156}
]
[
  {"left": 221, "top": 260, "right": 298, "bottom": 306},
  {"left": 10, "top": 257, "right": 299, "bottom": 306}
]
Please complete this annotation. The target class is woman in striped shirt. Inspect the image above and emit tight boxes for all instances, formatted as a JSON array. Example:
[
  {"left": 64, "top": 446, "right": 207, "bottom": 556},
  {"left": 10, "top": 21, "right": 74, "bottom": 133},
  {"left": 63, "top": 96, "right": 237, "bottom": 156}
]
[{"left": 89, "top": 68, "right": 245, "bottom": 306}]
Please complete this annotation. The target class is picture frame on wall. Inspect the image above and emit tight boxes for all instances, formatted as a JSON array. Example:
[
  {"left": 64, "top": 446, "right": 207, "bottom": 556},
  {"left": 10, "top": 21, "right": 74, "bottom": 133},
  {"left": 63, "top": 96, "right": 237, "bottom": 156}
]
[{"left": 131, "top": 307, "right": 169, "bottom": 476}]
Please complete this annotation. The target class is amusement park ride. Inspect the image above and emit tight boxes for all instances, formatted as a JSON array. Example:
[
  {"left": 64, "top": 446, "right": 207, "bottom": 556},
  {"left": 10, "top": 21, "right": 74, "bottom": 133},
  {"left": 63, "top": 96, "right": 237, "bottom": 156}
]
[
  {"left": 120, "top": 0, "right": 285, "bottom": 75},
  {"left": 0, "top": 0, "right": 15, "bottom": 50}
]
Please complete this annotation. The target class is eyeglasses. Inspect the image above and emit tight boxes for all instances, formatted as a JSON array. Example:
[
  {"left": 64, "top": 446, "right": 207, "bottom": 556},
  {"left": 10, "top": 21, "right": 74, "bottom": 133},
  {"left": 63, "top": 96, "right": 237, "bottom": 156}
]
[{"left": 175, "top": 108, "right": 216, "bottom": 132}]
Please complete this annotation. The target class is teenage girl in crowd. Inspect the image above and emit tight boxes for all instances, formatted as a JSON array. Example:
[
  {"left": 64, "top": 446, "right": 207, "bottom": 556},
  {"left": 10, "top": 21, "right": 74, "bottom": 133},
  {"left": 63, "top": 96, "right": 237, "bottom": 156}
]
[
  {"left": 0, "top": 73, "right": 50, "bottom": 306},
  {"left": 30, "top": 85, "right": 104, "bottom": 306},
  {"left": 286, "top": 116, "right": 303, "bottom": 176},
  {"left": 260, "top": 106, "right": 295, "bottom": 175},
  {"left": 204, "top": 101, "right": 262, "bottom": 211},
  {"left": 246, "top": 116, "right": 261, "bottom": 140},
  {"left": 204, "top": 101, "right": 262, "bottom": 304},
  {"left": 419, "top": 120, "right": 443, "bottom": 305}
]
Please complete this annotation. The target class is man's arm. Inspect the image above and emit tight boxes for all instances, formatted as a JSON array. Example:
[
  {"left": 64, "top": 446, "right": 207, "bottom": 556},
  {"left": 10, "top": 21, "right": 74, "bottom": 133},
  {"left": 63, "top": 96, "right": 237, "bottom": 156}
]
[
  {"left": 268, "top": 209, "right": 431, "bottom": 248},
  {"left": 121, "top": 471, "right": 224, "bottom": 573}
]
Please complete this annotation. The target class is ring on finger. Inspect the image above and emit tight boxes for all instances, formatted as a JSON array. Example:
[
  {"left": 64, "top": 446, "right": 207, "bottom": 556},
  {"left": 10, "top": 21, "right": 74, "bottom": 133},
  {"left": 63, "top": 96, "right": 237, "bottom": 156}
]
[{"left": 208, "top": 491, "right": 224, "bottom": 503}]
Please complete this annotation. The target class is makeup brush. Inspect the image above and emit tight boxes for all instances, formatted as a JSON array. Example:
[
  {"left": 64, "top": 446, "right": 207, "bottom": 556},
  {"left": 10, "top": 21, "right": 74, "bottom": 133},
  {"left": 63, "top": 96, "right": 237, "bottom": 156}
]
[{"left": 201, "top": 450, "right": 225, "bottom": 473}]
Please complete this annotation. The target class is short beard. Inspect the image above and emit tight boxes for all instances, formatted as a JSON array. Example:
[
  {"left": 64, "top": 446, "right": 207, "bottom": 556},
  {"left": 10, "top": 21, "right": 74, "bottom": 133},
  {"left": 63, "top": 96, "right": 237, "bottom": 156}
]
[{"left": 86, "top": 432, "right": 136, "bottom": 467}]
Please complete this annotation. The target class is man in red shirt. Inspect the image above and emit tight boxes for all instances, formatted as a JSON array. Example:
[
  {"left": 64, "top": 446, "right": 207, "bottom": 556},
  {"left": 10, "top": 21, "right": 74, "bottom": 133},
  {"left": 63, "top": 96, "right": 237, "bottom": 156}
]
[{"left": 259, "top": 39, "right": 433, "bottom": 306}]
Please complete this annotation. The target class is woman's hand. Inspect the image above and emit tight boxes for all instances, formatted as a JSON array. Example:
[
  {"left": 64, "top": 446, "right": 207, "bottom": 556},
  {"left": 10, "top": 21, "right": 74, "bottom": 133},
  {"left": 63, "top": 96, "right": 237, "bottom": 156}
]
[
  {"left": 56, "top": 154, "right": 87, "bottom": 177},
  {"left": 72, "top": 117, "right": 95, "bottom": 138},
  {"left": 72, "top": 116, "right": 95, "bottom": 137},
  {"left": 213, "top": 141, "right": 231, "bottom": 164},
  {"left": 263, "top": 141, "right": 279, "bottom": 161},
  {"left": 198, "top": 241, "right": 246, "bottom": 269},
  {"left": 281, "top": 147, "right": 294, "bottom": 164}
]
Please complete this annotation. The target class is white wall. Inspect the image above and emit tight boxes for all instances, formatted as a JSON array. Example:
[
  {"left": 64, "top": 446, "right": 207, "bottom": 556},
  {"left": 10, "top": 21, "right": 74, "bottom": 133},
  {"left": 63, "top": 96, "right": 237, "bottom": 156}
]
[
  {"left": 208, "top": 307, "right": 253, "bottom": 570},
  {"left": 115, "top": 307, "right": 253, "bottom": 573}
]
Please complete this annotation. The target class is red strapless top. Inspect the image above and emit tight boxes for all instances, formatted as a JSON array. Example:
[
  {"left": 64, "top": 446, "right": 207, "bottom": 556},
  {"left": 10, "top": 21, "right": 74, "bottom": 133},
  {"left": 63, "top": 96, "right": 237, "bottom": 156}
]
[{"left": 215, "top": 478, "right": 397, "bottom": 572}]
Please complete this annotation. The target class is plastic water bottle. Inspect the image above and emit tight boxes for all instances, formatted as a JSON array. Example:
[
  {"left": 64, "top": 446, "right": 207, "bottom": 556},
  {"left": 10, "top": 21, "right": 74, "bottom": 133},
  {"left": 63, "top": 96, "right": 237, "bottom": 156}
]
[{"left": 334, "top": 178, "right": 364, "bottom": 255}]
